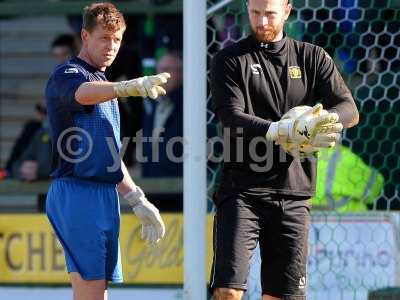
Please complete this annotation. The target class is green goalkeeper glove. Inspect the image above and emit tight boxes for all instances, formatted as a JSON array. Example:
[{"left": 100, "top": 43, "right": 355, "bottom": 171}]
[{"left": 114, "top": 72, "right": 171, "bottom": 99}]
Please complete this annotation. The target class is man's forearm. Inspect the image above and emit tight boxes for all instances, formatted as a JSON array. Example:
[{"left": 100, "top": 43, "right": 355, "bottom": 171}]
[
  {"left": 328, "top": 101, "right": 359, "bottom": 128},
  {"left": 75, "top": 81, "right": 118, "bottom": 105},
  {"left": 117, "top": 161, "right": 137, "bottom": 196},
  {"left": 217, "top": 109, "right": 272, "bottom": 140},
  {"left": 75, "top": 72, "right": 170, "bottom": 105}
]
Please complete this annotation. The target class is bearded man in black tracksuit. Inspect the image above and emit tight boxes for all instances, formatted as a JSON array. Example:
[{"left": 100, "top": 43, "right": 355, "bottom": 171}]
[{"left": 209, "top": 0, "right": 359, "bottom": 299}]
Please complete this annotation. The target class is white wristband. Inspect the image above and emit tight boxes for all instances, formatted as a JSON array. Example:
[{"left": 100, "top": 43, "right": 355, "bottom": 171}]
[
  {"left": 279, "top": 120, "right": 294, "bottom": 139},
  {"left": 266, "top": 120, "right": 294, "bottom": 141},
  {"left": 265, "top": 122, "right": 279, "bottom": 141},
  {"left": 123, "top": 186, "right": 145, "bottom": 208},
  {"left": 114, "top": 81, "right": 129, "bottom": 98}
]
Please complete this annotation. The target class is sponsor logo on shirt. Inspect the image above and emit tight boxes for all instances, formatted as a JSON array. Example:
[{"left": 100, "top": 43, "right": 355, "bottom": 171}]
[
  {"left": 288, "top": 66, "right": 302, "bottom": 79},
  {"left": 250, "top": 63, "right": 262, "bottom": 75},
  {"left": 299, "top": 276, "right": 306, "bottom": 289},
  {"left": 64, "top": 67, "right": 79, "bottom": 74}
]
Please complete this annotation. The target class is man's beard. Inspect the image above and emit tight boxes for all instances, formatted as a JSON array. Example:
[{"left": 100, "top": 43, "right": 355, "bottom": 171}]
[{"left": 252, "top": 22, "right": 284, "bottom": 43}]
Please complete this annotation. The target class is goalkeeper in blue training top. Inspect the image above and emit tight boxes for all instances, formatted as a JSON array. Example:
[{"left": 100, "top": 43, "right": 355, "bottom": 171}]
[{"left": 45, "top": 3, "right": 169, "bottom": 300}]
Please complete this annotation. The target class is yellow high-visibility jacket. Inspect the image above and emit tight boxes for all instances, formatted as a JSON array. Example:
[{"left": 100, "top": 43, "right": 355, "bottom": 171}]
[{"left": 312, "top": 145, "right": 384, "bottom": 211}]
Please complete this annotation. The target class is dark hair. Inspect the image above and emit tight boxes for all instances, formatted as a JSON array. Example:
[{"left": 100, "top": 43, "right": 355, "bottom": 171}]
[
  {"left": 82, "top": 2, "right": 126, "bottom": 32},
  {"left": 35, "top": 103, "right": 47, "bottom": 115},
  {"left": 51, "top": 34, "right": 76, "bottom": 49}
]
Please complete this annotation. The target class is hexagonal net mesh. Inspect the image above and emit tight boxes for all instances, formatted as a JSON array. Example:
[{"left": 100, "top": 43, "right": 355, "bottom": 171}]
[{"left": 205, "top": 1, "right": 400, "bottom": 299}]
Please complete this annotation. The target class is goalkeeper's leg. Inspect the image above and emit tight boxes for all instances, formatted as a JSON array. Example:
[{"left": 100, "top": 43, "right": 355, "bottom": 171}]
[
  {"left": 213, "top": 288, "right": 243, "bottom": 300},
  {"left": 209, "top": 191, "right": 260, "bottom": 299},
  {"left": 70, "top": 273, "right": 107, "bottom": 300},
  {"left": 260, "top": 197, "right": 310, "bottom": 300}
]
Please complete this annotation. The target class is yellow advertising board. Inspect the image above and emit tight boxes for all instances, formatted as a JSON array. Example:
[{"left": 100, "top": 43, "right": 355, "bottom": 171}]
[{"left": 0, "top": 214, "right": 214, "bottom": 284}]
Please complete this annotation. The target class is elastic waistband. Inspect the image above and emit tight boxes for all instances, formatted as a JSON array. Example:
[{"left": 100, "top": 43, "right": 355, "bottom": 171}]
[{"left": 53, "top": 177, "right": 117, "bottom": 188}]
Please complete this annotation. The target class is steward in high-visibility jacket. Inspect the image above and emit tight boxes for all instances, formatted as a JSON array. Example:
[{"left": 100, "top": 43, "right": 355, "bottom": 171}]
[{"left": 312, "top": 145, "right": 384, "bottom": 212}]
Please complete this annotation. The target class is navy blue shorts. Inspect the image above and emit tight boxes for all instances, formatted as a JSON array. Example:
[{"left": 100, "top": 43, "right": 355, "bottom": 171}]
[{"left": 46, "top": 178, "right": 123, "bottom": 282}]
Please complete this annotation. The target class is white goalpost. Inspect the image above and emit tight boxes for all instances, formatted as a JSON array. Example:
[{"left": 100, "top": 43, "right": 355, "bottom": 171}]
[
  {"left": 183, "top": 1, "right": 207, "bottom": 299},
  {"left": 183, "top": 1, "right": 237, "bottom": 299}
]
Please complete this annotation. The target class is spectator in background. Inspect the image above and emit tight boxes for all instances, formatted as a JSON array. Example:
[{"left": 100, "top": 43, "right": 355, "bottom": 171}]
[
  {"left": 4, "top": 103, "right": 47, "bottom": 177},
  {"left": 11, "top": 119, "right": 52, "bottom": 181},
  {"left": 50, "top": 33, "right": 78, "bottom": 64},
  {"left": 141, "top": 51, "right": 183, "bottom": 177}
]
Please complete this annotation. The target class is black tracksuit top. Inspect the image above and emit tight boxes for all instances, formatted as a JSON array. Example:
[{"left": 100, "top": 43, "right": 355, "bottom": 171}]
[{"left": 211, "top": 33, "right": 358, "bottom": 197}]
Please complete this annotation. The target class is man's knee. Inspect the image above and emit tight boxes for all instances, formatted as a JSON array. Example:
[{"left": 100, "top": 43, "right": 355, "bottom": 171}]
[
  {"left": 213, "top": 287, "right": 243, "bottom": 300},
  {"left": 70, "top": 272, "right": 106, "bottom": 300}
]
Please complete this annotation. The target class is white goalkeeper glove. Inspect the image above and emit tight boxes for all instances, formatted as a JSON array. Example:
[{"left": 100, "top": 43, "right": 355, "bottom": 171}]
[
  {"left": 114, "top": 72, "right": 171, "bottom": 99},
  {"left": 124, "top": 186, "right": 166, "bottom": 245},
  {"left": 266, "top": 103, "right": 343, "bottom": 147}
]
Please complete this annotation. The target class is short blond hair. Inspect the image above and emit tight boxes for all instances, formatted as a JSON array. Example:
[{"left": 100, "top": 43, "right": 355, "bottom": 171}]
[{"left": 82, "top": 2, "right": 126, "bottom": 32}]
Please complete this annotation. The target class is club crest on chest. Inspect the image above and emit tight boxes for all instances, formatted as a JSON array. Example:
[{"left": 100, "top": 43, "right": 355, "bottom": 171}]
[{"left": 288, "top": 66, "right": 302, "bottom": 79}]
